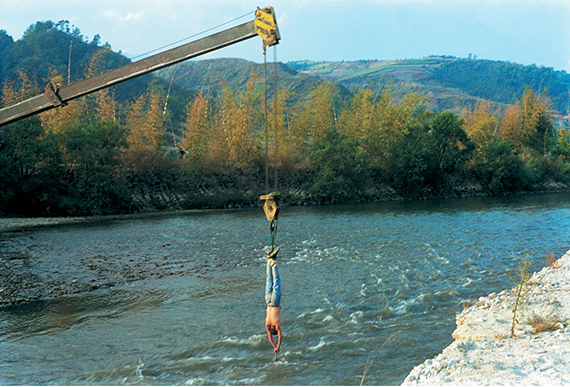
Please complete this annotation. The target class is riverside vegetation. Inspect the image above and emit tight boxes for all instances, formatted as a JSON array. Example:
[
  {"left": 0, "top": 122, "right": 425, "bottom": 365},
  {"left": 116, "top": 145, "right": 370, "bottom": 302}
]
[
  {"left": 508, "top": 251, "right": 533, "bottom": 338},
  {"left": 1, "top": 21, "right": 570, "bottom": 216}
]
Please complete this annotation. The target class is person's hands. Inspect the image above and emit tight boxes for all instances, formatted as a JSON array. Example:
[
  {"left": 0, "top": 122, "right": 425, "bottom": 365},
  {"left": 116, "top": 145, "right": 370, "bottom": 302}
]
[{"left": 274, "top": 347, "right": 279, "bottom": 355}]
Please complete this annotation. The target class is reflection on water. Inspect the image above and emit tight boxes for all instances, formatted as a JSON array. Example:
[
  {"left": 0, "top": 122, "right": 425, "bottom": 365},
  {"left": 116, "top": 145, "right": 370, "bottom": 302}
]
[{"left": 1, "top": 193, "right": 570, "bottom": 385}]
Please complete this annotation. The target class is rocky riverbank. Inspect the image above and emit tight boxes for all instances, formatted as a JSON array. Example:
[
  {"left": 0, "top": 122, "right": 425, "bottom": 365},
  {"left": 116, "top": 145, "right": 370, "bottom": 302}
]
[
  {"left": 403, "top": 250, "right": 570, "bottom": 385},
  {"left": 127, "top": 170, "right": 570, "bottom": 212},
  {"left": 0, "top": 212, "right": 231, "bottom": 305}
]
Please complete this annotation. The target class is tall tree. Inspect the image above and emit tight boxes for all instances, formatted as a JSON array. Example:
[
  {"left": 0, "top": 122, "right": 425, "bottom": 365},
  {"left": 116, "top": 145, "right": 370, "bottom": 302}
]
[
  {"left": 372, "top": 91, "right": 429, "bottom": 171},
  {"left": 269, "top": 87, "right": 299, "bottom": 173},
  {"left": 0, "top": 116, "right": 62, "bottom": 215},
  {"left": 125, "top": 90, "right": 166, "bottom": 149},
  {"left": 85, "top": 48, "right": 117, "bottom": 122},
  {"left": 214, "top": 85, "right": 259, "bottom": 172},
  {"left": 339, "top": 88, "right": 375, "bottom": 143},
  {"left": 123, "top": 88, "right": 167, "bottom": 174},
  {"left": 462, "top": 101, "right": 500, "bottom": 150},
  {"left": 292, "top": 81, "right": 339, "bottom": 145},
  {"left": 181, "top": 92, "right": 213, "bottom": 167},
  {"left": 40, "top": 72, "right": 86, "bottom": 135},
  {"left": 519, "top": 88, "right": 554, "bottom": 156},
  {"left": 63, "top": 120, "right": 129, "bottom": 215},
  {"left": 500, "top": 87, "right": 554, "bottom": 158}
]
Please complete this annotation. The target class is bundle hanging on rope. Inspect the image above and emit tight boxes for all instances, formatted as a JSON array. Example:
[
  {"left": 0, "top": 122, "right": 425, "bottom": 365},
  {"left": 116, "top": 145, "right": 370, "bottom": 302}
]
[{"left": 261, "top": 192, "right": 280, "bottom": 260}]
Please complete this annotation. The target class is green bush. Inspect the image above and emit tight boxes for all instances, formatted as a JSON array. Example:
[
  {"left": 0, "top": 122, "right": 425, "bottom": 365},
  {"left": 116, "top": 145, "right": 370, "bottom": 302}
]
[
  {"left": 476, "top": 138, "right": 528, "bottom": 194},
  {"left": 0, "top": 116, "right": 63, "bottom": 215},
  {"left": 304, "top": 136, "right": 371, "bottom": 204},
  {"left": 551, "top": 158, "right": 570, "bottom": 183},
  {"left": 386, "top": 126, "right": 432, "bottom": 198},
  {"left": 385, "top": 112, "right": 474, "bottom": 198},
  {"left": 62, "top": 120, "right": 131, "bottom": 215},
  {"left": 425, "top": 111, "right": 474, "bottom": 191},
  {"left": 524, "top": 157, "right": 546, "bottom": 185}
]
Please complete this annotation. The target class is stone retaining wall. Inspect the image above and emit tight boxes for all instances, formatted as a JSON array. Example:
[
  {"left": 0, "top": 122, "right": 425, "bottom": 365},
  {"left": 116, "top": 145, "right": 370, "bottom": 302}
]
[{"left": 126, "top": 171, "right": 570, "bottom": 212}]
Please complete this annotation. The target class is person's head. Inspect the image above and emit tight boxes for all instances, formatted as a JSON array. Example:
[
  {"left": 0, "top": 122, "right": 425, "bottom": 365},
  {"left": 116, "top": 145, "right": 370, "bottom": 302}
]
[{"left": 269, "top": 326, "right": 278, "bottom": 336}]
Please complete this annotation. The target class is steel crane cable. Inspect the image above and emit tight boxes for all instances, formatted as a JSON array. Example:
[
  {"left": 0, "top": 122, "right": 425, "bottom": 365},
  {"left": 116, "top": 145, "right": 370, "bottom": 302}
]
[
  {"left": 263, "top": 44, "right": 279, "bottom": 193},
  {"left": 273, "top": 45, "right": 278, "bottom": 191}
]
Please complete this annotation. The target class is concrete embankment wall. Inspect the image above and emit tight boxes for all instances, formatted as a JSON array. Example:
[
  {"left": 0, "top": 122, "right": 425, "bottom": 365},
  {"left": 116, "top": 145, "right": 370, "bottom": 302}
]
[
  {"left": 126, "top": 170, "right": 405, "bottom": 211},
  {"left": 402, "top": 251, "right": 570, "bottom": 385},
  {"left": 127, "top": 171, "right": 570, "bottom": 212}
]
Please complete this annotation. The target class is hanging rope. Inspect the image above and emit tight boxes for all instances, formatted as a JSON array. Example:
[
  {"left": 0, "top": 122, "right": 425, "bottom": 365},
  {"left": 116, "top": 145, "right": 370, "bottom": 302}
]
[
  {"left": 264, "top": 49, "right": 270, "bottom": 193},
  {"left": 163, "top": 64, "right": 180, "bottom": 150},
  {"left": 261, "top": 44, "right": 280, "bottom": 262},
  {"left": 263, "top": 45, "right": 279, "bottom": 192},
  {"left": 273, "top": 45, "right": 279, "bottom": 191}
]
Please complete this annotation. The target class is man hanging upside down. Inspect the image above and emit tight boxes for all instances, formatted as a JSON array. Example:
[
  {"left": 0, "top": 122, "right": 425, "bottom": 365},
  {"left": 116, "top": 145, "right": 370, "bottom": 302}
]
[{"left": 265, "top": 247, "right": 282, "bottom": 355}]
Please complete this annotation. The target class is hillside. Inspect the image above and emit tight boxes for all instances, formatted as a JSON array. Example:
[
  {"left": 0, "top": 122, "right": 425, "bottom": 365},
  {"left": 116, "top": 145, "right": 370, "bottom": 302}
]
[
  {"left": 156, "top": 56, "right": 570, "bottom": 119},
  {"left": 287, "top": 57, "right": 570, "bottom": 117},
  {"left": 155, "top": 58, "right": 347, "bottom": 101}
]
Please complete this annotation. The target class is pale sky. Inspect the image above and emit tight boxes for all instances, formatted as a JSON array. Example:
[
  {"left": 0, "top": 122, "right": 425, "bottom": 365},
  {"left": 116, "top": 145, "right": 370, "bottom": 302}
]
[{"left": 1, "top": 0, "right": 569, "bottom": 72}]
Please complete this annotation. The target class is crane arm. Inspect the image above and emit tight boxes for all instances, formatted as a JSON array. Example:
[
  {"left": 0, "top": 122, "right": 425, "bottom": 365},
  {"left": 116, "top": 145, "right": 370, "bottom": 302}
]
[{"left": 0, "top": 6, "right": 279, "bottom": 126}]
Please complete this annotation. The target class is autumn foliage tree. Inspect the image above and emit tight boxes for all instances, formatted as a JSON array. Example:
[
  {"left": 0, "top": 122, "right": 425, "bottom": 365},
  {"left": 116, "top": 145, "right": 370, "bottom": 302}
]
[
  {"left": 292, "top": 81, "right": 340, "bottom": 146},
  {"left": 463, "top": 101, "right": 499, "bottom": 152},
  {"left": 181, "top": 92, "right": 213, "bottom": 168},
  {"left": 211, "top": 85, "right": 256, "bottom": 171},
  {"left": 269, "top": 87, "right": 299, "bottom": 175},
  {"left": 500, "top": 88, "right": 554, "bottom": 158},
  {"left": 85, "top": 48, "right": 118, "bottom": 122},
  {"left": 40, "top": 73, "right": 86, "bottom": 135},
  {"left": 123, "top": 87, "right": 167, "bottom": 174}
]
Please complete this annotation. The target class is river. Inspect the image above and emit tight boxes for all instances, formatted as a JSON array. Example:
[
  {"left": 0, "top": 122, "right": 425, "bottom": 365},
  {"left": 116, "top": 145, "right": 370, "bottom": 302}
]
[{"left": 1, "top": 193, "right": 570, "bottom": 385}]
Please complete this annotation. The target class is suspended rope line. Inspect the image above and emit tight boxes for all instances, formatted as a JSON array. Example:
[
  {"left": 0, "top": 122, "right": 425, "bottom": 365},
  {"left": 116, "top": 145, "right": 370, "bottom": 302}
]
[
  {"left": 273, "top": 45, "right": 279, "bottom": 191},
  {"left": 163, "top": 65, "right": 178, "bottom": 116},
  {"left": 130, "top": 11, "right": 252, "bottom": 62},
  {"left": 163, "top": 64, "right": 180, "bottom": 149},
  {"left": 263, "top": 44, "right": 280, "bottom": 192},
  {"left": 200, "top": 62, "right": 213, "bottom": 94},
  {"left": 264, "top": 49, "right": 270, "bottom": 193}
]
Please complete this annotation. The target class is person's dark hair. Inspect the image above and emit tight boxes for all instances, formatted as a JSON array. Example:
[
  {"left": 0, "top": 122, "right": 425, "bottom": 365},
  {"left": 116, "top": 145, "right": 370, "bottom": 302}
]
[{"left": 270, "top": 326, "right": 278, "bottom": 336}]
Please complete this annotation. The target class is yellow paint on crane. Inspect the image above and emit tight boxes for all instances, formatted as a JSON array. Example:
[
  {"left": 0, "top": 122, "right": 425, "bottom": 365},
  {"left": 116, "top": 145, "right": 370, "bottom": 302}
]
[{"left": 255, "top": 6, "right": 281, "bottom": 51}]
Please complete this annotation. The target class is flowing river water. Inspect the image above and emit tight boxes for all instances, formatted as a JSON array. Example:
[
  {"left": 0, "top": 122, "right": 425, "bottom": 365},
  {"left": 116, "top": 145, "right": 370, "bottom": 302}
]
[{"left": 1, "top": 193, "right": 570, "bottom": 385}]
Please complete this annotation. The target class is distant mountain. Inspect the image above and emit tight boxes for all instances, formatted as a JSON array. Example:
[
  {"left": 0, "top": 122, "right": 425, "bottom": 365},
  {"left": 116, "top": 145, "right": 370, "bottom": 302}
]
[
  {"left": 156, "top": 56, "right": 569, "bottom": 119},
  {"left": 287, "top": 57, "right": 570, "bottom": 117},
  {"left": 155, "top": 58, "right": 347, "bottom": 100}
]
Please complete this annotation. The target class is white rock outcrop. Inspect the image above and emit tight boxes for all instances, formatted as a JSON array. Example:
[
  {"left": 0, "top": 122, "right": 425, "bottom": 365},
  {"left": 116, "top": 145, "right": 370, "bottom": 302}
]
[{"left": 403, "top": 250, "right": 570, "bottom": 385}]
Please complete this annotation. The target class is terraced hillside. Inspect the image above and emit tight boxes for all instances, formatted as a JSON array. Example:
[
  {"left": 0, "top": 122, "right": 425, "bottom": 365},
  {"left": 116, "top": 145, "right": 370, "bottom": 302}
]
[{"left": 287, "top": 57, "right": 570, "bottom": 116}]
